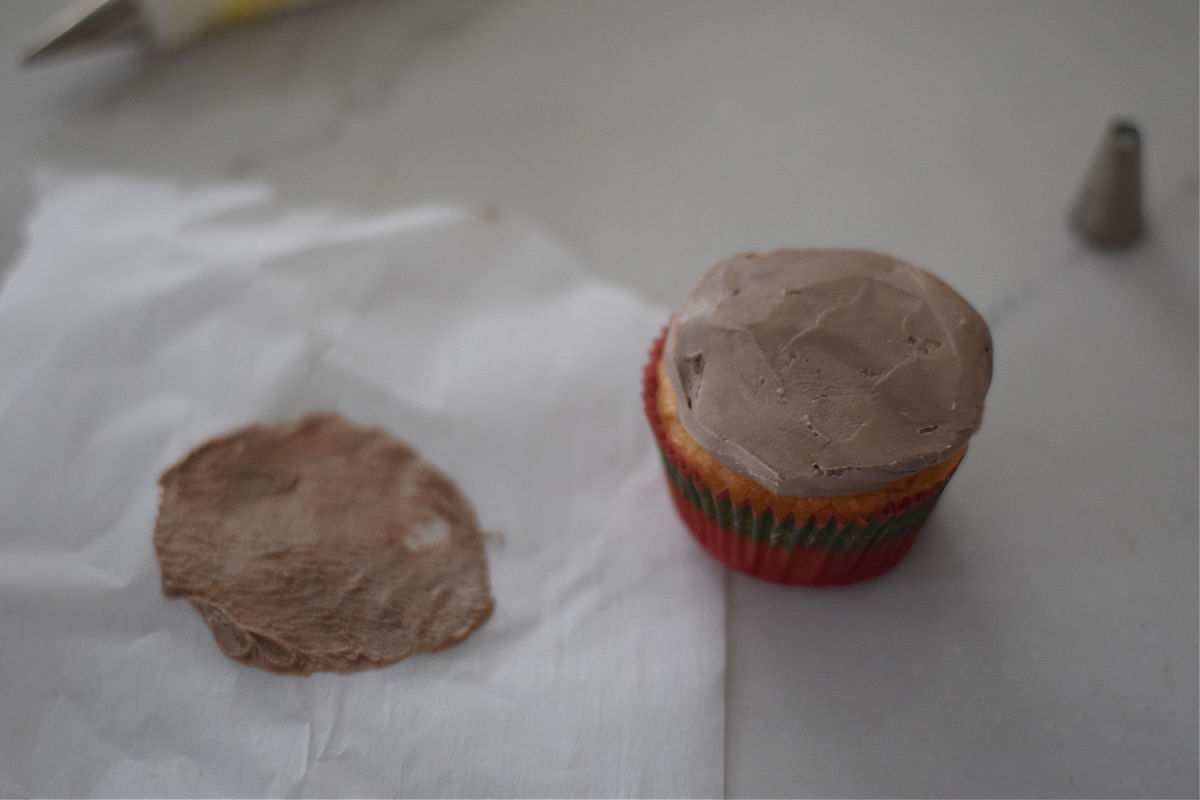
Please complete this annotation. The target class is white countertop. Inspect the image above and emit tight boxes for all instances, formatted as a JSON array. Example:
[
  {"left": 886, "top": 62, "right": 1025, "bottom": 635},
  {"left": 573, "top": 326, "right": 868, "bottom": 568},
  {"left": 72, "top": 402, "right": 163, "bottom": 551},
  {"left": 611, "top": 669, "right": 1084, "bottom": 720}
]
[{"left": 1, "top": 1, "right": 1196, "bottom": 796}]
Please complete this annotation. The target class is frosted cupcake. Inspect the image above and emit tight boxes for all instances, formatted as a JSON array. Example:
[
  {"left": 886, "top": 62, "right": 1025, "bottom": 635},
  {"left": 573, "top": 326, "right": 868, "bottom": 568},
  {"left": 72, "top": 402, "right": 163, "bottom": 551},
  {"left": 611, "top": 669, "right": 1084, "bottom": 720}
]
[{"left": 642, "top": 249, "right": 992, "bottom": 586}]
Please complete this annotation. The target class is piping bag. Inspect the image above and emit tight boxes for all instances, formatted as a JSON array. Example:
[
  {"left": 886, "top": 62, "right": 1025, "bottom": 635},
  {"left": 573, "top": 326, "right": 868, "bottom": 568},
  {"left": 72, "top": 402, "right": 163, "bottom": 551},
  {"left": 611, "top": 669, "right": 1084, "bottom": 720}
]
[{"left": 23, "top": 0, "right": 336, "bottom": 65}]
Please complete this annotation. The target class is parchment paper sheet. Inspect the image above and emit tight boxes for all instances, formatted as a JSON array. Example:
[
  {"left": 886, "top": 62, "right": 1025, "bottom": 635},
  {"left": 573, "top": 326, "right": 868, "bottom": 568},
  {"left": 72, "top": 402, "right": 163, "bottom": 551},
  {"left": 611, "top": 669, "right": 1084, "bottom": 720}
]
[{"left": 0, "top": 171, "right": 724, "bottom": 798}]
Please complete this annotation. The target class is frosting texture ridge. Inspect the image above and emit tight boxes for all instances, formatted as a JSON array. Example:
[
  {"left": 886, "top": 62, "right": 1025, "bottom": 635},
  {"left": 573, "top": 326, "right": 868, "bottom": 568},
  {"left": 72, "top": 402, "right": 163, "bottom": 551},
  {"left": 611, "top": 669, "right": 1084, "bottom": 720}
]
[{"left": 664, "top": 249, "right": 992, "bottom": 497}]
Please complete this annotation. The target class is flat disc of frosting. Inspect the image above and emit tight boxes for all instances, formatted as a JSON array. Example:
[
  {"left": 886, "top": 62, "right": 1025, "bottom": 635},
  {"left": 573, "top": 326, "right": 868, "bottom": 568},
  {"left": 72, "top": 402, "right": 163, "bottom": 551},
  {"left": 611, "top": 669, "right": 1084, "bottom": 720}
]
[
  {"left": 154, "top": 414, "right": 494, "bottom": 675},
  {"left": 664, "top": 249, "right": 992, "bottom": 497}
]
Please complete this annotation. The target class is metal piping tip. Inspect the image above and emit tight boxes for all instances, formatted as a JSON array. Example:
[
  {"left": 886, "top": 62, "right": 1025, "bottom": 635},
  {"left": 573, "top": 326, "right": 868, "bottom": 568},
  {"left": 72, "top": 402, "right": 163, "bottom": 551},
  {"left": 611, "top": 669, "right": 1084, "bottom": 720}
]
[
  {"left": 1068, "top": 119, "right": 1145, "bottom": 250},
  {"left": 21, "top": 0, "right": 147, "bottom": 67}
]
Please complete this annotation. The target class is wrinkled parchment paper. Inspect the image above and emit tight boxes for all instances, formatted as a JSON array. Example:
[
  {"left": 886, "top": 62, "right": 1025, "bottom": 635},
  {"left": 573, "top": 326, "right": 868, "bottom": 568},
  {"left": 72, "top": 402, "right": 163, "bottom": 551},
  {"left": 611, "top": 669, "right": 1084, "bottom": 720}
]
[{"left": 0, "top": 171, "right": 724, "bottom": 798}]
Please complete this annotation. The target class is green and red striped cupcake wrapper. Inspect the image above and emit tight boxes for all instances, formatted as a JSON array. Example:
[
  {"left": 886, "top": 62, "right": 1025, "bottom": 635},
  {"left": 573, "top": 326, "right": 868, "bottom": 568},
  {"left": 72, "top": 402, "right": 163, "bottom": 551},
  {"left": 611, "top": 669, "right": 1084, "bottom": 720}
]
[{"left": 642, "top": 330, "right": 957, "bottom": 586}]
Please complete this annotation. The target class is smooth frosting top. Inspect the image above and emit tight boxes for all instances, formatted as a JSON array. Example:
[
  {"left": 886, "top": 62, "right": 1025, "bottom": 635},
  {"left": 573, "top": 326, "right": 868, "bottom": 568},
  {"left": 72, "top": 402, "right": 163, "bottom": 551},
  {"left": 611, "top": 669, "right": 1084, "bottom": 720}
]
[{"left": 664, "top": 249, "right": 992, "bottom": 496}]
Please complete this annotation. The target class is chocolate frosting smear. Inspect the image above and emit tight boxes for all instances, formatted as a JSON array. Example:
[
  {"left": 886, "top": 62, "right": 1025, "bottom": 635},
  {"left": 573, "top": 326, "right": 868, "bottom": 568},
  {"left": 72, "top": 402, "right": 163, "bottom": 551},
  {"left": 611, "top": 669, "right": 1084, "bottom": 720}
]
[
  {"left": 154, "top": 414, "right": 494, "bottom": 675},
  {"left": 664, "top": 249, "right": 993, "bottom": 497}
]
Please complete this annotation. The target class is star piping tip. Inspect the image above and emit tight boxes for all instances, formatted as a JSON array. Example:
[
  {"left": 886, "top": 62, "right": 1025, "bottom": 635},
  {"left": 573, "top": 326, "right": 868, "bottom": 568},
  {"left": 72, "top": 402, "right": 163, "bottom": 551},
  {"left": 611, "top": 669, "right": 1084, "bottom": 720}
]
[{"left": 1068, "top": 118, "right": 1145, "bottom": 250}]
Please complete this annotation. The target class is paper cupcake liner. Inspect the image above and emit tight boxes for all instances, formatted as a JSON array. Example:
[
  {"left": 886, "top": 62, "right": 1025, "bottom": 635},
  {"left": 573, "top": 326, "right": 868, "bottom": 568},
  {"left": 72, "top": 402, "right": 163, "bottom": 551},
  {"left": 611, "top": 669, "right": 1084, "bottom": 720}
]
[{"left": 642, "top": 329, "right": 957, "bottom": 586}]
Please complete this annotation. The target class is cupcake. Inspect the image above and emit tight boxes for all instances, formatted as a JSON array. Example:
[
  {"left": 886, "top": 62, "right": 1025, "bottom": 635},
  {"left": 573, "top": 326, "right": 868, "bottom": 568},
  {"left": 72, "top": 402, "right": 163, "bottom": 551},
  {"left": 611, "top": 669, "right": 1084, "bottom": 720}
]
[{"left": 642, "top": 249, "right": 992, "bottom": 586}]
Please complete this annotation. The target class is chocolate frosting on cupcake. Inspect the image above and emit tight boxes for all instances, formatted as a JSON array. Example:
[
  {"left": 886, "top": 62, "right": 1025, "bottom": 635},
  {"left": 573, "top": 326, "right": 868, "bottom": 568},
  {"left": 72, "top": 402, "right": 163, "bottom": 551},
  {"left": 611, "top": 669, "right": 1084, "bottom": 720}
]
[{"left": 663, "top": 249, "right": 992, "bottom": 497}]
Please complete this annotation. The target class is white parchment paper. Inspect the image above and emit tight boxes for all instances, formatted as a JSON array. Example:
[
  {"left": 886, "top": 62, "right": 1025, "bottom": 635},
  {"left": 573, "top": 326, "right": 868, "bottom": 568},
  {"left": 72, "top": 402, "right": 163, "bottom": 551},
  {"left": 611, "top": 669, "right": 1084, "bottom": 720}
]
[{"left": 0, "top": 171, "right": 725, "bottom": 798}]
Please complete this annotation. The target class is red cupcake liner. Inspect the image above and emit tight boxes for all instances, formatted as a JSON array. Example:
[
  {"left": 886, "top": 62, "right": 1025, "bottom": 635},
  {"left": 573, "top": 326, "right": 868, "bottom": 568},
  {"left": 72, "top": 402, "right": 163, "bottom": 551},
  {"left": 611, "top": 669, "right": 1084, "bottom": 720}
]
[{"left": 642, "top": 329, "right": 957, "bottom": 586}]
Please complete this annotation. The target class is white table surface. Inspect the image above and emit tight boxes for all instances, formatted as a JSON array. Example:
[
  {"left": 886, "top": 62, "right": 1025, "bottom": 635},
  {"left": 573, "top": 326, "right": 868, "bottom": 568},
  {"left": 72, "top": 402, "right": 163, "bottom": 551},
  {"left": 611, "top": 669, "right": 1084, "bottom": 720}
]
[{"left": 1, "top": 1, "right": 1196, "bottom": 797}]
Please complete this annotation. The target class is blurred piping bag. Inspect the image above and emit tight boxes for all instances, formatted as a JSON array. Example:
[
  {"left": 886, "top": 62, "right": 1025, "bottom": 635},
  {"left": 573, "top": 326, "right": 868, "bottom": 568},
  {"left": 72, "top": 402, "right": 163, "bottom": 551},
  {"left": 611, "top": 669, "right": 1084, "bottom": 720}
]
[{"left": 21, "top": 0, "right": 334, "bottom": 66}]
